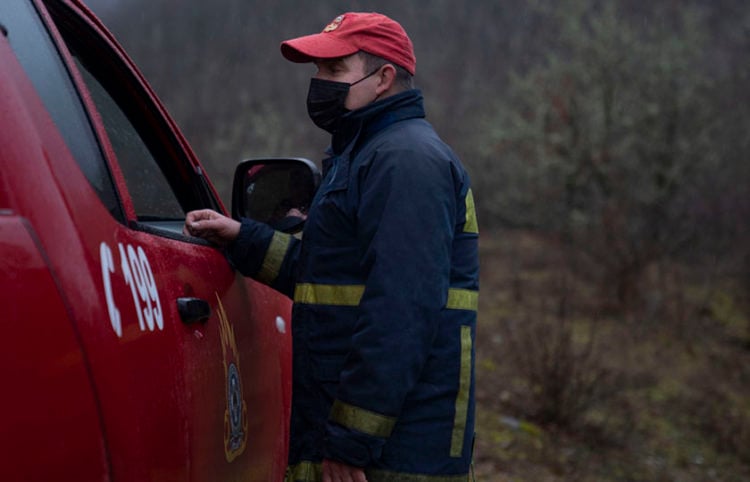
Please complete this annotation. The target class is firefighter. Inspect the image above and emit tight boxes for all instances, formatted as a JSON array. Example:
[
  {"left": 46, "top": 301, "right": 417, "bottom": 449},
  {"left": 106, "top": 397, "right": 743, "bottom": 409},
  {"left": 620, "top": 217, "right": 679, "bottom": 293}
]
[{"left": 185, "top": 12, "right": 479, "bottom": 482}]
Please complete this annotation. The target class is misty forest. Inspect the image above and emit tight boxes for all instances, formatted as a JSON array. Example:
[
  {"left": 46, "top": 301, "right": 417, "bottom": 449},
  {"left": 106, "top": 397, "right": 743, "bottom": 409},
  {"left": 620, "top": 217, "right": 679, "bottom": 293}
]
[{"left": 87, "top": 0, "right": 749, "bottom": 480}]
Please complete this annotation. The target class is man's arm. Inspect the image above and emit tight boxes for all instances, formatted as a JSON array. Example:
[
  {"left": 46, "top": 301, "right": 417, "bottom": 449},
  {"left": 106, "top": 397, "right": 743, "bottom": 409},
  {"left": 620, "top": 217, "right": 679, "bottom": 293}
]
[{"left": 184, "top": 209, "right": 300, "bottom": 298}]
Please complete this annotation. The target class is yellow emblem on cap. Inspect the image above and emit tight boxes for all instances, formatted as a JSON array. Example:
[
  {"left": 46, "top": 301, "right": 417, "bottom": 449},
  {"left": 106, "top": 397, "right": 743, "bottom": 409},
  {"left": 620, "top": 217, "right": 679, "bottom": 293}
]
[{"left": 323, "top": 15, "right": 345, "bottom": 32}]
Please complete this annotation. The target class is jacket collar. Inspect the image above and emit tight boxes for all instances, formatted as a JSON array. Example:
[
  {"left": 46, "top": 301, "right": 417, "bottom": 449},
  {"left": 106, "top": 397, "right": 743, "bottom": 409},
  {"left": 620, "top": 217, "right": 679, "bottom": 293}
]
[{"left": 329, "top": 89, "right": 425, "bottom": 156}]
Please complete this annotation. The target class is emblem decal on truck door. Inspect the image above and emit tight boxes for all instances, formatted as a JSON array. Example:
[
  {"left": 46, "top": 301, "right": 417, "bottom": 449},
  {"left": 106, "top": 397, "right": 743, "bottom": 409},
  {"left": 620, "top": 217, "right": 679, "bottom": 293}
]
[{"left": 217, "top": 294, "right": 248, "bottom": 462}]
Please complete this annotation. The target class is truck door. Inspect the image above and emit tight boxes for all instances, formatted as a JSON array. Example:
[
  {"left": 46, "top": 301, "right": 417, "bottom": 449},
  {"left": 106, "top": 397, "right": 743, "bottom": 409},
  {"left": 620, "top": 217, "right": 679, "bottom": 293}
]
[{"left": 3, "top": 0, "right": 291, "bottom": 479}]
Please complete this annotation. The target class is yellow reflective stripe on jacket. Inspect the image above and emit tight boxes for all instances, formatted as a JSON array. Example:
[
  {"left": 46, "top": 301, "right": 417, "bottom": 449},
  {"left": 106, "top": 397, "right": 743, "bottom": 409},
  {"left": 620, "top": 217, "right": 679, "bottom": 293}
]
[
  {"left": 285, "top": 461, "right": 322, "bottom": 482},
  {"left": 294, "top": 283, "right": 365, "bottom": 306},
  {"left": 446, "top": 288, "right": 478, "bottom": 311},
  {"left": 294, "top": 284, "right": 477, "bottom": 312},
  {"left": 450, "top": 326, "right": 473, "bottom": 457},
  {"left": 330, "top": 399, "right": 397, "bottom": 438},
  {"left": 368, "top": 469, "right": 470, "bottom": 482},
  {"left": 463, "top": 189, "right": 478, "bottom": 234},
  {"left": 256, "top": 231, "right": 292, "bottom": 284}
]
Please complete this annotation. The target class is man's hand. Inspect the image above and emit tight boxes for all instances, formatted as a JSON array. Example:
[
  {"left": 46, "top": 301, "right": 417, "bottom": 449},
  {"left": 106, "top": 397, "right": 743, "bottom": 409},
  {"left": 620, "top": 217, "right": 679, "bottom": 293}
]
[
  {"left": 183, "top": 209, "right": 241, "bottom": 246},
  {"left": 322, "top": 459, "right": 367, "bottom": 482}
]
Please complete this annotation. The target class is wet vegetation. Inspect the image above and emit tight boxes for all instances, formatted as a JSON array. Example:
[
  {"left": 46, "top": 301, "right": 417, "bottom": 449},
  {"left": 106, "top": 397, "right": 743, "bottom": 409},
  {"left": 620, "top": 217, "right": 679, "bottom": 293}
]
[{"left": 475, "top": 231, "right": 749, "bottom": 480}]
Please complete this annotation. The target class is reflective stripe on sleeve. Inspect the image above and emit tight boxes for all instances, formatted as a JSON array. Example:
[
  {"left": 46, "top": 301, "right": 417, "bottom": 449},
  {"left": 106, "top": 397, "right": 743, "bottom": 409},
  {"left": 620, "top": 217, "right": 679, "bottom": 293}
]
[
  {"left": 256, "top": 231, "right": 292, "bottom": 284},
  {"left": 294, "top": 283, "right": 365, "bottom": 306},
  {"left": 330, "top": 399, "right": 397, "bottom": 438},
  {"left": 463, "top": 189, "right": 478, "bottom": 234},
  {"left": 446, "top": 288, "right": 478, "bottom": 311},
  {"left": 450, "top": 325, "right": 473, "bottom": 457}
]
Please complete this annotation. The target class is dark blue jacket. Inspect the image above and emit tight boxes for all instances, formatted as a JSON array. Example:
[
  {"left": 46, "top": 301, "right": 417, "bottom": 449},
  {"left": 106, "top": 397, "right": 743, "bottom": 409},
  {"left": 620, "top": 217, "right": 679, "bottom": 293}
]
[{"left": 228, "top": 90, "right": 479, "bottom": 481}]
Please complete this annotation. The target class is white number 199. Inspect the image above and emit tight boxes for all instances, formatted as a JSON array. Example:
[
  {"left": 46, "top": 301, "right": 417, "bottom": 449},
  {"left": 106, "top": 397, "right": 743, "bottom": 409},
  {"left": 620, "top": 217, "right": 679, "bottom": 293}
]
[{"left": 100, "top": 241, "right": 163, "bottom": 337}]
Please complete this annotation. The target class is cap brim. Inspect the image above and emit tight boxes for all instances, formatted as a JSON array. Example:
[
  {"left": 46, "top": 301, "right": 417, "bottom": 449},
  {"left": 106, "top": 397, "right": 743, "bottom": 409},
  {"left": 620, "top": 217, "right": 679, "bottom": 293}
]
[{"left": 281, "top": 33, "right": 359, "bottom": 63}]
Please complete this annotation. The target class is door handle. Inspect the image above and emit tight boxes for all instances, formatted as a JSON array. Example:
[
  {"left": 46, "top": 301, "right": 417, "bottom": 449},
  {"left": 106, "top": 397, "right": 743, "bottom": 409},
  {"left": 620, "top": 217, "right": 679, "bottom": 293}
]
[{"left": 177, "top": 297, "right": 211, "bottom": 324}]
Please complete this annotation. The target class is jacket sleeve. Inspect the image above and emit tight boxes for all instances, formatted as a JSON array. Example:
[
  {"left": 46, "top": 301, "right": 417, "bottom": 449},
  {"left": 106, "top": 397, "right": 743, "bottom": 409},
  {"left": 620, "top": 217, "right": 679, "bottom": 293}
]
[
  {"left": 324, "top": 146, "right": 456, "bottom": 466},
  {"left": 225, "top": 218, "right": 301, "bottom": 298}
]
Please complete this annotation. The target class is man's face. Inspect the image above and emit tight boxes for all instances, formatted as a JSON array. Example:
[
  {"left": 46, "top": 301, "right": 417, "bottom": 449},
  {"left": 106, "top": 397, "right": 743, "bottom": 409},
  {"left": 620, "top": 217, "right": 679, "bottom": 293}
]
[{"left": 313, "top": 54, "right": 378, "bottom": 111}]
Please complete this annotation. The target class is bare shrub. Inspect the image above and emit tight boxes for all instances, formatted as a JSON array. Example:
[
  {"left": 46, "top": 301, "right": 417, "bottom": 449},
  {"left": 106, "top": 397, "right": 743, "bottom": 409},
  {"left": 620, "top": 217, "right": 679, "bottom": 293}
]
[
  {"left": 684, "top": 373, "right": 750, "bottom": 464},
  {"left": 499, "top": 285, "right": 621, "bottom": 428}
]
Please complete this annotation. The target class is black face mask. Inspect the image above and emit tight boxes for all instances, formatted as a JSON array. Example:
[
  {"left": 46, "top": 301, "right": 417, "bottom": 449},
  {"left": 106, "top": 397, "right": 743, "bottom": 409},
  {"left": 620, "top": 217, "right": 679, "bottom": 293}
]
[
  {"left": 306, "top": 78, "right": 350, "bottom": 134},
  {"left": 306, "top": 68, "right": 380, "bottom": 134}
]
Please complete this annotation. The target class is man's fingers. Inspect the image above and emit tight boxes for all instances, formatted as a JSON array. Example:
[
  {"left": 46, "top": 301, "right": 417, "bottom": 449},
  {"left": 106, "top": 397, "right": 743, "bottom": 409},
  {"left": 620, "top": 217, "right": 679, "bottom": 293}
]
[
  {"left": 189, "top": 218, "right": 217, "bottom": 232},
  {"left": 323, "top": 459, "right": 341, "bottom": 482},
  {"left": 186, "top": 209, "right": 219, "bottom": 224},
  {"left": 185, "top": 209, "right": 220, "bottom": 237},
  {"left": 322, "top": 460, "right": 365, "bottom": 482},
  {"left": 185, "top": 211, "right": 223, "bottom": 233},
  {"left": 184, "top": 210, "right": 241, "bottom": 247},
  {"left": 322, "top": 460, "right": 333, "bottom": 482}
]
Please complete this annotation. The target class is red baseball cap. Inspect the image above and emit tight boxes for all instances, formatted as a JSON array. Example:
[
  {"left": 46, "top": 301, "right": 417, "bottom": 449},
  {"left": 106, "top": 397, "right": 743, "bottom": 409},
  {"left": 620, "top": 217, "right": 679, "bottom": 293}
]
[{"left": 280, "top": 12, "right": 416, "bottom": 75}]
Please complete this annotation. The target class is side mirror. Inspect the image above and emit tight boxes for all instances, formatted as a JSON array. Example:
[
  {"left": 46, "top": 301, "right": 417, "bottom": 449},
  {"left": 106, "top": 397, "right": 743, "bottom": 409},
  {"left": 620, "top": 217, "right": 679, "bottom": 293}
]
[{"left": 231, "top": 158, "right": 321, "bottom": 234}]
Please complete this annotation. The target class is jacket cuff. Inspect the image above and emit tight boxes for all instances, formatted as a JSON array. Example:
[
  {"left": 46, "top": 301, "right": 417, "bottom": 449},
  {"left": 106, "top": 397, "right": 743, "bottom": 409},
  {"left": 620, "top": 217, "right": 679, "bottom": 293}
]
[
  {"left": 323, "top": 400, "right": 394, "bottom": 467},
  {"left": 225, "top": 218, "right": 261, "bottom": 274},
  {"left": 226, "top": 218, "right": 289, "bottom": 282},
  {"left": 324, "top": 423, "right": 384, "bottom": 467}
]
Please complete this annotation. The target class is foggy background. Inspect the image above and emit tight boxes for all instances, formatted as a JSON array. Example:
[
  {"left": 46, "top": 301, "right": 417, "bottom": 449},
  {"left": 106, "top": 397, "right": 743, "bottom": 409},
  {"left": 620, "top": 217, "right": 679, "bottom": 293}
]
[{"left": 85, "top": 0, "right": 750, "bottom": 480}]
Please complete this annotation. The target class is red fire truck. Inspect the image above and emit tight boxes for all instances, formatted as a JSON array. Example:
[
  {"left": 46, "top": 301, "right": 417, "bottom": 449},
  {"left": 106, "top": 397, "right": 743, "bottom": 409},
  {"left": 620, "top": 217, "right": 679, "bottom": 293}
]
[{"left": 0, "top": 0, "right": 315, "bottom": 479}]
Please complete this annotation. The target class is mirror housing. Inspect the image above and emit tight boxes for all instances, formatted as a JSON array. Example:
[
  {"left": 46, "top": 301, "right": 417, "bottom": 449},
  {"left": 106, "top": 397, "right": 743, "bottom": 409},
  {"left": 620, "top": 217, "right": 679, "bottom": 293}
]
[{"left": 231, "top": 158, "right": 321, "bottom": 234}]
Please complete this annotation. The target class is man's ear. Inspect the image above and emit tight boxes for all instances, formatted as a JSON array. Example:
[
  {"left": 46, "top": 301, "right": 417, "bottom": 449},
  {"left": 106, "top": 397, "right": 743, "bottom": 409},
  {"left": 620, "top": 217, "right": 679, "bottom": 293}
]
[{"left": 375, "top": 64, "right": 397, "bottom": 95}]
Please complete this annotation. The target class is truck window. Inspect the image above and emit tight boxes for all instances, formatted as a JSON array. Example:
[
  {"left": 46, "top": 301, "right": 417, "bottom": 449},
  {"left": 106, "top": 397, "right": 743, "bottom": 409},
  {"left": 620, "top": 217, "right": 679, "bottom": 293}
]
[
  {"left": 0, "top": 0, "right": 122, "bottom": 220},
  {"left": 41, "top": 0, "right": 223, "bottom": 234},
  {"left": 71, "top": 55, "right": 184, "bottom": 221}
]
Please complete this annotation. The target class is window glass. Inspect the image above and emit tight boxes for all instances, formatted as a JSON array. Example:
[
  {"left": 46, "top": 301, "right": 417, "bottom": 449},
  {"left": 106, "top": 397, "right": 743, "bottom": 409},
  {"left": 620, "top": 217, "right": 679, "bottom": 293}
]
[
  {"left": 0, "top": 0, "right": 122, "bottom": 219},
  {"left": 72, "top": 56, "right": 184, "bottom": 220}
]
